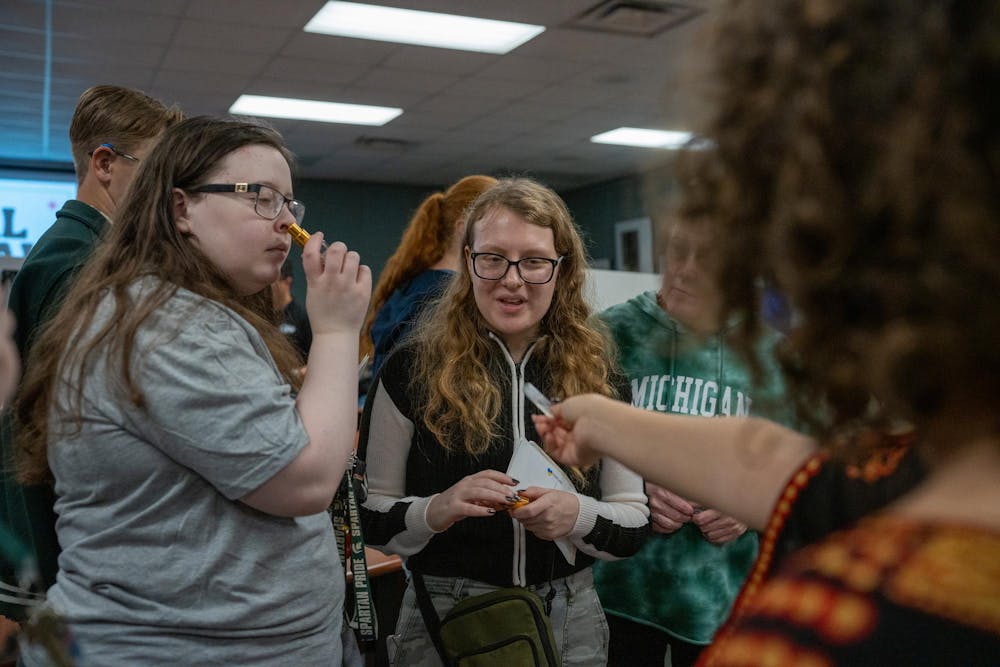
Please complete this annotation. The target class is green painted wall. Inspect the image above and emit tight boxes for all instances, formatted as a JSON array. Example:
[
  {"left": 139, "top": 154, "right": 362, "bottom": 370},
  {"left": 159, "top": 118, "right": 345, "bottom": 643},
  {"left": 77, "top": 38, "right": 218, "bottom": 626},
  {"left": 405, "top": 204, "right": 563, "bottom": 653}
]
[
  {"left": 284, "top": 178, "right": 438, "bottom": 303},
  {"left": 561, "top": 165, "right": 677, "bottom": 269},
  {"left": 281, "top": 169, "right": 678, "bottom": 303}
]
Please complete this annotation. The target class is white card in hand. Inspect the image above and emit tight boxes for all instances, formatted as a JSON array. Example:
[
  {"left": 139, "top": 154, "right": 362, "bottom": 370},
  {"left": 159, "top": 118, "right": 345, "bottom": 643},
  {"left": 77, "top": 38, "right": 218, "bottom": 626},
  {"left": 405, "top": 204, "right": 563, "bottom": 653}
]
[
  {"left": 507, "top": 436, "right": 577, "bottom": 565},
  {"left": 507, "top": 436, "right": 572, "bottom": 492}
]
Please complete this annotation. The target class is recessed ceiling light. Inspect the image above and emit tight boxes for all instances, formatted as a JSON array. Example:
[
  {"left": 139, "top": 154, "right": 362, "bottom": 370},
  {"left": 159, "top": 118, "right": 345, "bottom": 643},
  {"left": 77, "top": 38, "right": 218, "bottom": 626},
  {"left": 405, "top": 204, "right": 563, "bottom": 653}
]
[
  {"left": 229, "top": 95, "right": 402, "bottom": 126},
  {"left": 590, "top": 127, "right": 694, "bottom": 149},
  {"left": 304, "top": 1, "right": 545, "bottom": 54}
]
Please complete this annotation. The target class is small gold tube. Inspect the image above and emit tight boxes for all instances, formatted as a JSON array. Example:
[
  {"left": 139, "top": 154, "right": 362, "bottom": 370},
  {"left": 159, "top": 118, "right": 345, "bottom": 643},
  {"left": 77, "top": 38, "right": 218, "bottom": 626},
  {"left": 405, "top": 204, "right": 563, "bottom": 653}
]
[{"left": 288, "top": 223, "right": 312, "bottom": 249}]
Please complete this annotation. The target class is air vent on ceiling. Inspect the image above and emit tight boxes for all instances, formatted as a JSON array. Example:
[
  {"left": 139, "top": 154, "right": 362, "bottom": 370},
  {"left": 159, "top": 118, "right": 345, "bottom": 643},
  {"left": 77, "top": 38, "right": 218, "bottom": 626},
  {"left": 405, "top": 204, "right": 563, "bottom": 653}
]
[
  {"left": 354, "top": 136, "right": 418, "bottom": 152},
  {"left": 567, "top": 1, "right": 704, "bottom": 37}
]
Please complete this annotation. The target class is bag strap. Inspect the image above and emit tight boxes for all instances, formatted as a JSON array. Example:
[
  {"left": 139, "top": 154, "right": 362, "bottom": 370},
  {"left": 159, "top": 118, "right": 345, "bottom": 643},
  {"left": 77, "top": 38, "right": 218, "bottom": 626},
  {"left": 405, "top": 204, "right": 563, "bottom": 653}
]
[
  {"left": 411, "top": 572, "right": 450, "bottom": 663},
  {"left": 331, "top": 455, "right": 377, "bottom": 643}
]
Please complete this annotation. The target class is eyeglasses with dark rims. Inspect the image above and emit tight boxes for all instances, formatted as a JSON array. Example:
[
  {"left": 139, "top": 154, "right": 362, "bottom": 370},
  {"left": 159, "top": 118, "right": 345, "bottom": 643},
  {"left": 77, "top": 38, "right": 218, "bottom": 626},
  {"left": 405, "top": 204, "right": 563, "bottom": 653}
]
[
  {"left": 187, "top": 182, "right": 305, "bottom": 225},
  {"left": 470, "top": 252, "right": 564, "bottom": 285}
]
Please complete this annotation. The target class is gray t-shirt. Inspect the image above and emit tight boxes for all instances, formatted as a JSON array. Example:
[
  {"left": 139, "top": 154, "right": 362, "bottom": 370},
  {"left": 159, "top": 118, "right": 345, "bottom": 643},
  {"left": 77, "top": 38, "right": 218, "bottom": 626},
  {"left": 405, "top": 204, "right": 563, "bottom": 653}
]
[{"left": 37, "top": 282, "right": 342, "bottom": 666}]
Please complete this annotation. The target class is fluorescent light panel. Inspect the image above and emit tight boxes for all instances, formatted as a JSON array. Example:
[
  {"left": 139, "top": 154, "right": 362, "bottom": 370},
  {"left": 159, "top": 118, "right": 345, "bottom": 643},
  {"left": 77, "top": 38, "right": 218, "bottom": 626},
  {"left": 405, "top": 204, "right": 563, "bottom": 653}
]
[
  {"left": 229, "top": 95, "right": 402, "bottom": 126},
  {"left": 591, "top": 128, "right": 694, "bottom": 149},
  {"left": 304, "top": 1, "right": 545, "bottom": 54}
]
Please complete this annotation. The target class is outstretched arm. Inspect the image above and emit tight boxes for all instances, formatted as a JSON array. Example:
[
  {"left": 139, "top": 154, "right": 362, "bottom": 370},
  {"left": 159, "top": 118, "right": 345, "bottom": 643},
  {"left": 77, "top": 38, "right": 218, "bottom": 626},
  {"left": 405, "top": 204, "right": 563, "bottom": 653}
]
[{"left": 533, "top": 394, "right": 817, "bottom": 531}]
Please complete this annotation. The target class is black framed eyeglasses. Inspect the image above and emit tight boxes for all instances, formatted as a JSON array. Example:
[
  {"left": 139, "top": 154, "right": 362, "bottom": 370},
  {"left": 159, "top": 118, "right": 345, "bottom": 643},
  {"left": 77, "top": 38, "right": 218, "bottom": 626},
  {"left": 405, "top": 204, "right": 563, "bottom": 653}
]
[
  {"left": 188, "top": 183, "right": 305, "bottom": 225},
  {"left": 88, "top": 142, "right": 140, "bottom": 162},
  {"left": 470, "top": 252, "right": 564, "bottom": 285}
]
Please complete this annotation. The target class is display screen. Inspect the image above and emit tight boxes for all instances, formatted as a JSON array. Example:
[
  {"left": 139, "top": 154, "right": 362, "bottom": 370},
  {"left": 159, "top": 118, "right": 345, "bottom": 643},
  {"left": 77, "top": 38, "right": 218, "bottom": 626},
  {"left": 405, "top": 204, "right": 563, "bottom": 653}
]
[{"left": 0, "top": 176, "right": 77, "bottom": 259}]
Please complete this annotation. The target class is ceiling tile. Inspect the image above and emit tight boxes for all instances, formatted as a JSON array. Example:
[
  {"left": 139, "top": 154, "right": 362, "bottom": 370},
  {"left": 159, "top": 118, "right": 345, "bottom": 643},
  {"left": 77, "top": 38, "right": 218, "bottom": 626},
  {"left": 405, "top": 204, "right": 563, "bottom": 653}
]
[
  {"left": 171, "top": 18, "right": 293, "bottom": 54},
  {"left": 161, "top": 47, "right": 272, "bottom": 75},
  {"left": 261, "top": 57, "right": 364, "bottom": 86},
  {"left": 512, "top": 26, "right": 638, "bottom": 62},
  {"left": 51, "top": 5, "right": 180, "bottom": 44},
  {"left": 356, "top": 67, "right": 457, "bottom": 96},
  {"left": 183, "top": 0, "right": 325, "bottom": 28},
  {"left": 475, "top": 55, "right": 590, "bottom": 84},
  {"left": 152, "top": 69, "right": 253, "bottom": 96},
  {"left": 0, "top": 0, "right": 716, "bottom": 190},
  {"left": 52, "top": 35, "right": 166, "bottom": 68},
  {"left": 282, "top": 32, "right": 397, "bottom": 63},
  {"left": 381, "top": 45, "right": 498, "bottom": 75},
  {"left": 443, "top": 76, "right": 546, "bottom": 101}
]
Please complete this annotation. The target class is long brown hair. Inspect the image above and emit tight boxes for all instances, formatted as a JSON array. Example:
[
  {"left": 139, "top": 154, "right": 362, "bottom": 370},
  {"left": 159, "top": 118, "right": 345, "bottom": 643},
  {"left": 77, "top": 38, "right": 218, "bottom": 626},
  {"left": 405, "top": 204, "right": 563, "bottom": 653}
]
[
  {"left": 411, "top": 178, "right": 619, "bottom": 457},
  {"left": 686, "top": 1, "right": 1000, "bottom": 450},
  {"left": 16, "top": 116, "right": 303, "bottom": 484},
  {"left": 360, "top": 174, "right": 497, "bottom": 359}
]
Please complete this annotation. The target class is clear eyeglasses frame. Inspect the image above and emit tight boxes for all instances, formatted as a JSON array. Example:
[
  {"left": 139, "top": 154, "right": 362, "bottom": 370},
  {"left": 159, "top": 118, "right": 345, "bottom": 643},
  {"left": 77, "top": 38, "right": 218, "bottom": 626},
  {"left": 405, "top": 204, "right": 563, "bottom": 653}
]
[
  {"left": 87, "top": 142, "right": 140, "bottom": 162},
  {"left": 469, "top": 252, "right": 564, "bottom": 285},
  {"left": 188, "top": 182, "right": 306, "bottom": 225}
]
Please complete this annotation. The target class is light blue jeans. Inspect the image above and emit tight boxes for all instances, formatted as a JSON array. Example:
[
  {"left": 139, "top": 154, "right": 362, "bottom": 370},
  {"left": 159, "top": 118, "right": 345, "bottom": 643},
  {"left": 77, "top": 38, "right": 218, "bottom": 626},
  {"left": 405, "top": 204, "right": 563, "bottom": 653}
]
[{"left": 388, "top": 568, "right": 609, "bottom": 666}]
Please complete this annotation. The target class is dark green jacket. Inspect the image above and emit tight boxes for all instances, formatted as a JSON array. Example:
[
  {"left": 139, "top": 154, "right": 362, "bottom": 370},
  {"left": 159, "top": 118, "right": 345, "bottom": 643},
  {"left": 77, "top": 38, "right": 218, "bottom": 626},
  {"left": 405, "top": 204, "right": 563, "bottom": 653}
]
[
  {"left": 593, "top": 291, "right": 796, "bottom": 644},
  {"left": 1, "top": 199, "right": 107, "bottom": 615}
]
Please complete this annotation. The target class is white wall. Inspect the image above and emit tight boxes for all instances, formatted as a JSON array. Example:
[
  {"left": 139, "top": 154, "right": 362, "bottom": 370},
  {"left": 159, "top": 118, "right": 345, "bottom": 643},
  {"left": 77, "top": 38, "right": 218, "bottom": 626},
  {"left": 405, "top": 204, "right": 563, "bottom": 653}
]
[{"left": 584, "top": 268, "right": 660, "bottom": 313}]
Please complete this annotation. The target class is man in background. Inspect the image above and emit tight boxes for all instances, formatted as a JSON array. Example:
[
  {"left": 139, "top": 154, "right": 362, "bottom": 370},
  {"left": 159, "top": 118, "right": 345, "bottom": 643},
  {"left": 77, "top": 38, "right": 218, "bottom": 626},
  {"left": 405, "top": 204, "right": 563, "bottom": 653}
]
[
  {"left": 273, "top": 258, "right": 312, "bottom": 361},
  {"left": 0, "top": 85, "right": 181, "bottom": 616}
]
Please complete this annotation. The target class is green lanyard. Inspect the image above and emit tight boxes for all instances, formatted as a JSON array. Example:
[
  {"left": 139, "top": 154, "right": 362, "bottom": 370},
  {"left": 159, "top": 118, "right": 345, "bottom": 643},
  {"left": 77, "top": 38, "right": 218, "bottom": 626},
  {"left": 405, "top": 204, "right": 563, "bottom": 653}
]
[{"left": 330, "top": 456, "right": 377, "bottom": 643}]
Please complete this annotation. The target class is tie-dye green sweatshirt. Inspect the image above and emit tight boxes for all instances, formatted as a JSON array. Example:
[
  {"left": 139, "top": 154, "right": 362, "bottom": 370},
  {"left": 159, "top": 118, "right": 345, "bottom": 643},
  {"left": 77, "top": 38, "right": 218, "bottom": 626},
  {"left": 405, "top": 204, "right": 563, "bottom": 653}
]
[{"left": 593, "top": 290, "right": 796, "bottom": 644}]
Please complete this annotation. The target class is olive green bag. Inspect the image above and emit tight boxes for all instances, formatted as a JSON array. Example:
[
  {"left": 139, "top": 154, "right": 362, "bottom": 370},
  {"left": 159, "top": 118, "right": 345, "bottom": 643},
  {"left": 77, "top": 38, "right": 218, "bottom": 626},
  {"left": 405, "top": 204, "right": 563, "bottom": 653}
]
[{"left": 412, "top": 574, "right": 560, "bottom": 666}]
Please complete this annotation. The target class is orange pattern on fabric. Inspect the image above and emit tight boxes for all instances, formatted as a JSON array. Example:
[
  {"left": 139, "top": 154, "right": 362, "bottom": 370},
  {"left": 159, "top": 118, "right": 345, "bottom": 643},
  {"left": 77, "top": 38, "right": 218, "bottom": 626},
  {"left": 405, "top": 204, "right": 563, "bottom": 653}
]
[
  {"left": 745, "top": 579, "right": 876, "bottom": 644},
  {"left": 845, "top": 442, "right": 912, "bottom": 482},
  {"left": 785, "top": 517, "right": 1000, "bottom": 637},
  {"left": 701, "top": 454, "right": 828, "bottom": 666},
  {"left": 887, "top": 525, "right": 1000, "bottom": 635},
  {"left": 802, "top": 518, "right": 912, "bottom": 590},
  {"left": 706, "top": 632, "right": 833, "bottom": 667},
  {"left": 725, "top": 453, "right": 828, "bottom": 622},
  {"left": 701, "top": 517, "right": 1000, "bottom": 666}
]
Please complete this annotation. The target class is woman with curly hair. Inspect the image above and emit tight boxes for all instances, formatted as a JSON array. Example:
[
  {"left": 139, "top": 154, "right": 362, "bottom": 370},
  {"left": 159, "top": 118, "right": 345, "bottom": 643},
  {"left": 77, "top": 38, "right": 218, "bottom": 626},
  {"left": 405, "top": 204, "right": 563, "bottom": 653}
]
[
  {"left": 534, "top": 1, "right": 999, "bottom": 664},
  {"left": 361, "top": 174, "right": 496, "bottom": 376},
  {"left": 359, "top": 177, "right": 650, "bottom": 666}
]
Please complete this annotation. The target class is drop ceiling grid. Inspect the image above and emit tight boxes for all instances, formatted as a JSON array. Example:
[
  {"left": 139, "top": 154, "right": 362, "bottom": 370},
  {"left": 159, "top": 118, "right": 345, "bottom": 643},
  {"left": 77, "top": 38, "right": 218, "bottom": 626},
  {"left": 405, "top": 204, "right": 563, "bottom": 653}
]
[{"left": 1, "top": 0, "right": 713, "bottom": 189}]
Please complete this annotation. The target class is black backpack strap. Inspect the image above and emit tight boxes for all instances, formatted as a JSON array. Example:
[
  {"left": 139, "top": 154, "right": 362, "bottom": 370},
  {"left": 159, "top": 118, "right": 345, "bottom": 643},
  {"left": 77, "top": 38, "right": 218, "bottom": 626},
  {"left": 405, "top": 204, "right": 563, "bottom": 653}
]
[{"left": 411, "top": 572, "right": 449, "bottom": 664}]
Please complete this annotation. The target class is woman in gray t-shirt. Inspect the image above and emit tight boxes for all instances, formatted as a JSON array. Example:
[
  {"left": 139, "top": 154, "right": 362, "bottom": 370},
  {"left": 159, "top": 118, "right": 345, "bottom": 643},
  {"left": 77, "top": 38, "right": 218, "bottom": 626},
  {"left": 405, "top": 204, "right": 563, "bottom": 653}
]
[{"left": 15, "top": 116, "right": 370, "bottom": 665}]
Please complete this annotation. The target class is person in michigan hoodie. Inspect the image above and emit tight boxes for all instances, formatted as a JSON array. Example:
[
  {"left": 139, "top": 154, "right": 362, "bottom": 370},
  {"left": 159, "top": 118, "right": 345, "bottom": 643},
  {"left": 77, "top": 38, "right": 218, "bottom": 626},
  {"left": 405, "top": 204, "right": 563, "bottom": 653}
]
[{"left": 593, "top": 211, "right": 797, "bottom": 667}]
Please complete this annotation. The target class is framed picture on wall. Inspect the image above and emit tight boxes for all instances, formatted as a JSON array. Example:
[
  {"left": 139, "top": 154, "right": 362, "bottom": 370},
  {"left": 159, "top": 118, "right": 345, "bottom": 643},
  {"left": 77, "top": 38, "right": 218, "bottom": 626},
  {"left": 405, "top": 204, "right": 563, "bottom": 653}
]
[{"left": 614, "top": 217, "right": 654, "bottom": 273}]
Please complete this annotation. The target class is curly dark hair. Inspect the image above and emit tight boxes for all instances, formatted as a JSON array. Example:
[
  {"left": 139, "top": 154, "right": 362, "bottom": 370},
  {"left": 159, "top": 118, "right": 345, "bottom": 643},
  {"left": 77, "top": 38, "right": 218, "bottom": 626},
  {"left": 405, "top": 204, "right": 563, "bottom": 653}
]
[{"left": 683, "top": 1, "right": 1000, "bottom": 449}]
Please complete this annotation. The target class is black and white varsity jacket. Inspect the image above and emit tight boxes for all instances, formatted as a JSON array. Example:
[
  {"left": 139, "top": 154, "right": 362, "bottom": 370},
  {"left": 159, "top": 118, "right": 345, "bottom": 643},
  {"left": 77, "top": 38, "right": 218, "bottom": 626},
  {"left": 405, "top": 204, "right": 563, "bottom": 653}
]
[{"left": 358, "top": 335, "right": 650, "bottom": 587}]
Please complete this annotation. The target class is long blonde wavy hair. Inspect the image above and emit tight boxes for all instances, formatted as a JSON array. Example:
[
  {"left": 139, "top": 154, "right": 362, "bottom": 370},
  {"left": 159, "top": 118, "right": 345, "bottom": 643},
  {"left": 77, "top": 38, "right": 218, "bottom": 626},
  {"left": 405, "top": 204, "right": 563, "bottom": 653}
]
[
  {"left": 411, "top": 178, "right": 619, "bottom": 456},
  {"left": 360, "top": 174, "right": 497, "bottom": 359}
]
